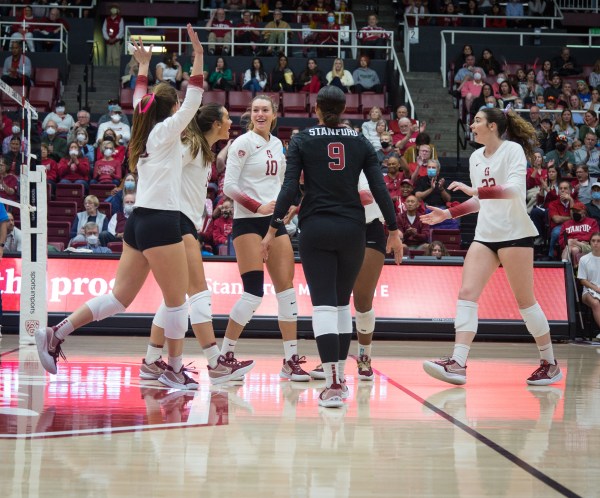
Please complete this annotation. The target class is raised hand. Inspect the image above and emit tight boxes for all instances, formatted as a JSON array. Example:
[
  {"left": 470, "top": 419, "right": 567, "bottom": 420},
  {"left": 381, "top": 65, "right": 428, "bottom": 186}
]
[
  {"left": 187, "top": 24, "right": 203, "bottom": 57},
  {"left": 131, "top": 36, "right": 153, "bottom": 66}
]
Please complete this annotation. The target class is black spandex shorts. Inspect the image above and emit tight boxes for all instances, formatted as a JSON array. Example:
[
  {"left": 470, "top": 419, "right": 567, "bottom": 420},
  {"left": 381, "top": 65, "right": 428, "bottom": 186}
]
[
  {"left": 474, "top": 236, "right": 535, "bottom": 254},
  {"left": 123, "top": 208, "right": 182, "bottom": 251},
  {"left": 180, "top": 212, "right": 198, "bottom": 240},
  {"left": 232, "top": 216, "right": 287, "bottom": 240},
  {"left": 365, "top": 219, "right": 386, "bottom": 255}
]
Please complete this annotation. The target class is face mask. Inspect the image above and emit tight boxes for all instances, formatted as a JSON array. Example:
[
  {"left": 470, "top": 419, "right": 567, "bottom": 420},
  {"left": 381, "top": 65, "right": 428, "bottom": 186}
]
[
  {"left": 124, "top": 180, "right": 135, "bottom": 190},
  {"left": 55, "top": 106, "right": 65, "bottom": 114},
  {"left": 327, "top": 16, "right": 335, "bottom": 22},
  {"left": 77, "top": 134, "right": 86, "bottom": 142},
  {"left": 86, "top": 235, "right": 99, "bottom": 246},
  {"left": 12, "top": 126, "right": 20, "bottom": 134},
  {"left": 110, "top": 7, "right": 118, "bottom": 14},
  {"left": 515, "top": 102, "right": 524, "bottom": 109},
  {"left": 104, "top": 148, "right": 114, "bottom": 157},
  {"left": 380, "top": 141, "right": 390, "bottom": 149},
  {"left": 108, "top": 104, "right": 115, "bottom": 112},
  {"left": 592, "top": 192, "right": 600, "bottom": 201},
  {"left": 46, "top": 127, "right": 56, "bottom": 136},
  {"left": 427, "top": 168, "right": 437, "bottom": 177},
  {"left": 497, "top": 78, "right": 505, "bottom": 85},
  {"left": 69, "top": 149, "right": 78, "bottom": 156},
  {"left": 556, "top": 143, "right": 567, "bottom": 152},
  {"left": 538, "top": 103, "right": 545, "bottom": 108},
  {"left": 111, "top": 114, "right": 122, "bottom": 122},
  {"left": 123, "top": 204, "right": 134, "bottom": 216},
  {"left": 572, "top": 213, "right": 583, "bottom": 222},
  {"left": 486, "top": 102, "right": 495, "bottom": 108}
]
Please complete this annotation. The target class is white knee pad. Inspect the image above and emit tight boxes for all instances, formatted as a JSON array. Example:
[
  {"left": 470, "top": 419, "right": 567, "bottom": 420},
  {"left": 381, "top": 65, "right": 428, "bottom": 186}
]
[
  {"left": 277, "top": 288, "right": 298, "bottom": 322},
  {"left": 189, "top": 290, "right": 212, "bottom": 325},
  {"left": 455, "top": 300, "right": 478, "bottom": 333},
  {"left": 86, "top": 293, "right": 126, "bottom": 322},
  {"left": 152, "top": 301, "right": 167, "bottom": 328},
  {"left": 313, "top": 306, "right": 338, "bottom": 338},
  {"left": 337, "top": 305, "right": 352, "bottom": 335},
  {"left": 229, "top": 292, "right": 262, "bottom": 326},
  {"left": 355, "top": 309, "right": 376, "bottom": 335},
  {"left": 520, "top": 303, "right": 549, "bottom": 338},
  {"left": 163, "top": 303, "right": 189, "bottom": 340}
]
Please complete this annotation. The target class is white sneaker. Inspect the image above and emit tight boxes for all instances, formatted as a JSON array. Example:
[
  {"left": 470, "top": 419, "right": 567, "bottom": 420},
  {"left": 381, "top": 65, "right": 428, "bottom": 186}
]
[{"left": 35, "top": 327, "right": 65, "bottom": 375}]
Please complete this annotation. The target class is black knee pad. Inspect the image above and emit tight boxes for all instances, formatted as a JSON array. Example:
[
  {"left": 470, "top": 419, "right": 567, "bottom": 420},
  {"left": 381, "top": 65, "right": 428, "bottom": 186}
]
[{"left": 241, "top": 270, "right": 264, "bottom": 297}]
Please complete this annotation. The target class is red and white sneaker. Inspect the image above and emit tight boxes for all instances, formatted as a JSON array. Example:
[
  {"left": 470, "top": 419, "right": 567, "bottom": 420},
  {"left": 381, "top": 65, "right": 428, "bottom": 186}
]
[
  {"left": 526, "top": 360, "right": 563, "bottom": 386},
  {"left": 140, "top": 358, "right": 168, "bottom": 380},
  {"left": 280, "top": 354, "right": 311, "bottom": 382},
  {"left": 208, "top": 354, "right": 255, "bottom": 385},
  {"left": 158, "top": 365, "right": 199, "bottom": 390},
  {"left": 35, "top": 327, "right": 66, "bottom": 375},
  {"left": 357, "top": 355, "right": 374, "bottom": 381},
  {"left": 318, "top": 384, "right": 344, "bottom": 408},
  {"left": 310, "top": 364, "right": 326, "bottom": 380},
  {"left": 423, "top": 357, "right": 467, "bottom": 385},
  {"left": 340, "top": 381, "right": 350, "bottom": 399}
]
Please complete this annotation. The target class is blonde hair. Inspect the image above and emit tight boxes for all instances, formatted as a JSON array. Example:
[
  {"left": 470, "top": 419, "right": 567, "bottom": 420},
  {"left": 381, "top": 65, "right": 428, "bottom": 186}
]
[
  {"left": 247, "top": 94, "right": 278, "bottom": 132},
  {"left": 331, "top": 58, "right": 345, "bottom": 78}
]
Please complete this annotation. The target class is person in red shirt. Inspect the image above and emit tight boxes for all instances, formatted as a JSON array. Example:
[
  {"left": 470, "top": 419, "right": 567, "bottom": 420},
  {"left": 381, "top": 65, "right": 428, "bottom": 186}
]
[
  {"left": 41, "top": 143, "right": 60, "bottom": 195},
  {"left": 393, "top": 117, "right": 419, "bottom": 156},
  {"left": 35, "top": 7, "right": 70, "bottom": 52},
  {"left": 102, "top": 3, "right": 124, "bottom": 67},
  {"left": 547, "top": 179, "right": 575, "bottom": 259},
  {"left": 384, "top": 155, "right": 406, "bottom": 213},
  {"left": 58, "top": 141, "right": 90, "bottom": 190},
  {"left": 317, "top": 11, "right": 340, "bottom": 58},
  {"left": 212, "top": 199, "right": 234, "bottom": 254},
  {"left": 559, "top": 202, "right": 599, "bottom": 265},
  {"left": 235, "top": 10, "right": 260, "bottom": 56},
  {"left": 10, "top": 6, "right": 36, "bottom": 53},
  {"left": 92, "top": 140, "right": 122, "bottom": 185},
  {"left": 409, "top": 143, "right": 434, "bottom": 181},
  {"left": 0, "top": 157, "right": 18, "bottom": 203},
  {"left": 207, "top": 8, "right": 233, "bottom": 55},
  {"left": 397, "top": 194, "right": 430, "bottom": 253},
  {"left": 357, "top": 14, "right": 390, "bottom": 60},
  {"left": 0, "top": 105, "right": 12, "bottom": 142}
]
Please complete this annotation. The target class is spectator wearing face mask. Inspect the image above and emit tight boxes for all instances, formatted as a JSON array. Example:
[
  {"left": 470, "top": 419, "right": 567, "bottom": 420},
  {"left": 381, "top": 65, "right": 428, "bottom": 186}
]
[
  {"left": 58, "top": 141, "right": 90, "bottom": 190},
  {"left": 0, "top": 157, "right": 18, "bottom": 202},
  {"left": 585, "top": 181, "right": 600, "bottom": 226},
  {"left": 96, "top": 105, "right": 130, "bottom": 146},
  {"left": 40, "top": 143, "right": 60, "bottom": 195},
  {"left": 95, "top": 130, "right": 126, "bottom": 165},
  {"left": 544, "top": 134, "right": 575, "bottom": 179},
  {"left": 42, "top": 120, "right": 68, "bottom": 162},
  {"left": 71, "top": 127, "right": 95, "bottom": 168},
  {"left": 211, "top": 199, "right": 233, "bottom": 254},
  {"left": 69, "top": 196, "right": 108, "bottom": 246},
  {"left": 92, "top": 140, "right": 122, "bottom": 185},
  {"left": 100, "top": 192, "right": 135, "bottom": 246},
  {"left": 98, "top": 100, "right": 131, "bottom": 127},
  {"left": 2, "top": 122, "right": 28, "bottom": 155},
  {"left": 68, "top": 110, "right": 98, "bottom": 144},
  {"left": 414, "top": 160, "right": 453, "bottom": 227},
  {"left": 107, "top": 173, "right": 136, "bottom": 216},
  {"left": 42, "top": 100, "right": 75, "bottom": 139},
  {"left": 75, "top": 222, "right": 112, "bottom": 254},
  {"left": 559, "top": 202, "right": 598, "bottom": 264}
]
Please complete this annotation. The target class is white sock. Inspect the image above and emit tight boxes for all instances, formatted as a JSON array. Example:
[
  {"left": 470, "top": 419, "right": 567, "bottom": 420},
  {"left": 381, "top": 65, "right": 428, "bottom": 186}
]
[
  {"left": 451, "top": 344, "right": 470, "bottom": 367},
  {"left": 322, "top": 362, "right": 338, "bottom": 388},
  {"left": 203, "top": 344, "right": 221, "bottom": 368},
  {"left": 358, "top": 343, "right": 372, "bottom": 358},
  {"left": 538, "top": 343, "right": 556, "bottom": 364},
  {"left": 145, "top": 344, "right": 163, "bottom": 364},
  {"left": 168, "top": 354, "right": 183, "bottom": 373},
  {"left": 53, "top": 318, "right": 74, "bottom": 341},
  {"left": 283, "top": 340, "right": 298, "bottom": 361},
  {"left": 221, "top": 338, "right": 237, "bottom": 356},
  {"left": 338, "top": 359, "right": 346, "bottom": 382}
]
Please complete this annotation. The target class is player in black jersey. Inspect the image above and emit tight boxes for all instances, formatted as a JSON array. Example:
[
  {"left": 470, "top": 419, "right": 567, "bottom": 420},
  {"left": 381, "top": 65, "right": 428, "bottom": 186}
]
[{"left": 262, "top": 86, "right": 403, "bottom": 408}]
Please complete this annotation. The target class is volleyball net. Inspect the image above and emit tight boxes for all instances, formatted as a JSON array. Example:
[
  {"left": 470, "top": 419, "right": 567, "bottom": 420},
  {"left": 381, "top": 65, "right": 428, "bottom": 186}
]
[{"left": 0, "top": 79, "right": 48, "bottom": 345}]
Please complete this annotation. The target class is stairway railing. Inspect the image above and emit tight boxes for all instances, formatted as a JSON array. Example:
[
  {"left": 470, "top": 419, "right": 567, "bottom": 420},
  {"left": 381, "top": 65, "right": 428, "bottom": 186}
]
[{"left": 456, "top": 118, "right": 468, "bottom": 168}]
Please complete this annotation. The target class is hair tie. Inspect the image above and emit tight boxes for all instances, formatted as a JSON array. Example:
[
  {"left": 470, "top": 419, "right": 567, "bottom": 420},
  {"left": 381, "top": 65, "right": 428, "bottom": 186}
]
[
  {"left": 503, "top": 103, "right": 512, "bottom": 115},
  {"left": 138, "top": 93, "right": 155, "bottom": 114}
]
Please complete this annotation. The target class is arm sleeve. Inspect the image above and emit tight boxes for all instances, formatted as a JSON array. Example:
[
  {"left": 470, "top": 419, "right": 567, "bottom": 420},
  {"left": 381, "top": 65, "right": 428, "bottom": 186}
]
[
  {"left": 357, "top": 171, "right": 374, "bottom": 206},
  {"left": 448, "top": 197, "right": 481, "bottom": 218},
  {"left": 271, "top": 136, "right": 302, "bottom": 227},
  {"left": 133, "top": 75, "right": 149, "bottom": 108},
  {"left": 223, "top": 137, "right": 261, "bottom": 213},
  {"left": 362, "top": 139, "right": 398, "bottom": 231}
]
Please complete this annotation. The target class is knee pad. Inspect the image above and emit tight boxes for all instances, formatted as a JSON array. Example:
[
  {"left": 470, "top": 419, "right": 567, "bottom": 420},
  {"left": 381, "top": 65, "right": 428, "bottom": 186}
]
[
  {"left": 189, "top": 290, "right": 212, "bottom": 325},
  {"left": 337, "top": 305, "right": 352, "bottom": 335},
  {"left": 230, "top": 292, "right": 262, "bottom": 326},
  {"left": 277, "top": 288, "right": 298, "bottom": 322},
  {"left": 455, "top": 300, "right": 478, "bottom": 333},
  {"left": 152, "top": 301, "right": 167, "bottom": 328},
  {"left": 355, "top": 309, "right": 376, "bottom": 335},
  {"left": 164, "top": 303, "right": 189, "bottom": 340},
  {"left": 241, "top": 270, "right": 264, "bottom": 297},
  {"left": 86, "top": 293, "right": 126, "bottom": 322},
  {"left": 313, "top": 305, "right": 338, "bottom": 338},
  {"left": 520, "top": 302, "right": 549, "bottom": 338}
]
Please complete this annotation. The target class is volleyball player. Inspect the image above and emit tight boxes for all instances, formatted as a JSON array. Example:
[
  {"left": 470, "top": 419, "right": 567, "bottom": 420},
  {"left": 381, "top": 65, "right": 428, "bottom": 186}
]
[
  {"left": 262, "top": 86, "right": 403, "bottom": 408},
  {"left": 421, "top": 106, "right": 562, "bottom": 386},
  {"left": 35, "top": 26, "right": 205, "bottom": 390},
  {"left": 131, "top": 48, "right": 253, "bottom": 386},
  {"left": 222, "top": 95, "right": 310, "bottom": 382}
]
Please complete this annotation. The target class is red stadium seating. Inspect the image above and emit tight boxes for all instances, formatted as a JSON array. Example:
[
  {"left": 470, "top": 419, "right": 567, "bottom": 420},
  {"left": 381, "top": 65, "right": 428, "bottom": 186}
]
[
  {"left": 203, "top": 90, "right": 227, "bottom": 107},
  {"left": 430, "top": 228, "right": 461, "bottom": 250},
  {"left": 48, "top": 200, "right": 78, "bottom": 224},
  {"left": 34, "top": 67, "right": 60, "bottom": 95},
  {"left": 47, "top": 220, "right": 71, "bottom": 247},
  {"left": 282, "top": 93, "right": 308, "bottom": 118},
  {"left": 107, "top": 242, "right": 123, "bottom": 253},
  {"left": 89, "top": 184, "right": 114, "bottom": 201},
  {"left": 119, "top": 88, "right": 134, "bottom": 111},
  {"left": 227, "top": 91, "right": 252, "bottom": 116},
  {"left": 28, "top": 86, "right": 56, "bottom": 112}
]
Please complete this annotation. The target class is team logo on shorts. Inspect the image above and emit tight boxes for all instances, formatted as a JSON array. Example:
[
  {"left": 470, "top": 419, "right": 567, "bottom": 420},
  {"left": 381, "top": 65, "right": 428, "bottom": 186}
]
[
  {"left": 238, "top": 150, "right": 246, "bottom": 158},
  {"left": 25, "top": 319, "right": 40, "bottom": 337}
]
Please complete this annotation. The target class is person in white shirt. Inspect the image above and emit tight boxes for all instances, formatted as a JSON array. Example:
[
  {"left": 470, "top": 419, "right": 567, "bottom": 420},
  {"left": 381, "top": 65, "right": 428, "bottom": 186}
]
[
  {"left": 578, "top": 231, "right": 600, "bottom": 339},
  {"left": 361, "top": 106, "right": 383, "bottom": 150},
  {"left": 421, "top": 105, "right": 562, "bottom": 387},
  {"left": 35, "top": 25, "right": 205, "bottom": 392},
  {"left": 4, "top": 212, "right": 21, "bottom": 252},
  {"left": 223, "top": 94, "right": 309, "bottom": 382},
  {"left": 96, "top": 105, "right": 131, "bottom": 146}
]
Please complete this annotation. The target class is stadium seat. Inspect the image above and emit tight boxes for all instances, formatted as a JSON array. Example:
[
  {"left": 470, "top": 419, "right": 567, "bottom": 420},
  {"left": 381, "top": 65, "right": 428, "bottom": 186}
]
[
  {"left": 430, "top": 228, "right": 461, "bottom": 250},
  {"left": 47, "top": 220, "right": 71, "bottom": 247},
  {"left": 203, "top": 90, "right": 227, "bottom": 107},
  {"left": 34, "top": 67, "right": 60, "bottom": 95},
  {"left": 55, "top": 183, "right": 84, "bottom": 208},
  {"left": 228, "top": 91, "right": 252, "bottom": 116},
  {"left": 281, "top": 93, "right": 308, "bottom": 118},
  {"left": 1, "top": 86, "right": 27, "bottom": 107},
  {"left": 107, "top": 241, "right": 123, "bottom": 253},
  {"left": 89, "top": 184, "right": 114, "bottom": 201},
  {"left": 48, "top": 241, "right": 65, "bottom": 251},
  {"left": 28, "top": 86, "right": 56, "bottom": 112},
  {"left": 98, "top": 201, "right": 112, "bottom": 219},
  {"left": 48, "top": 200, "right": 78, "bottom": 224},
  {"left": 361, "top": 93, "right": 387, "bottom": 117},
  {"left": 119, "top": 88, "right": 134, "bottom": 111}
]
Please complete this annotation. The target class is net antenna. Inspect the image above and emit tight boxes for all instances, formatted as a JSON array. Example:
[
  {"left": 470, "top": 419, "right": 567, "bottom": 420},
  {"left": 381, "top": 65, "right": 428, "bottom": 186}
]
[{"left": 0, "top": 40, "right": 48, "bottom": 344}]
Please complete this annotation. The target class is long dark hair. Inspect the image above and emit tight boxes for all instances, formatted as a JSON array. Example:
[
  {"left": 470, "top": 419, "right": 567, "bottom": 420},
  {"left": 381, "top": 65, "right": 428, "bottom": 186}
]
[
  {"left": 316, "top": 86, "right": 346, "bottom": 127},
  {"left": 248, "top": 57, "right": 266, "bottom": 80},
  {"left": 479, "top": 107, "right": 538, "bottom": 162},
  {"left": 129, "top": 82, "right": 178, "bottom": 171},
  {"left": 183, "top": 103, "right": 225, "bottom": 165}
]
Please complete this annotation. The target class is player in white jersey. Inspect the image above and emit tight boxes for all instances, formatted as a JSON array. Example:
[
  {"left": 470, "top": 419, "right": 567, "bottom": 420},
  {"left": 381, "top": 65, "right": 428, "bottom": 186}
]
[
  {"left": 222, "top": 95, "right": 310, "bottom": 382},
  {"left": 421, "top": 106, "right": 563, "bottom": 386},
  {"left": 35, "top": 27, "right": 206, "bottom": 390},
  {"left": 131, "top": 72, "right": 254, "bottom": 386},
  {"left": 577, "top": 232, "right": 600, "bottom": 339}
]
